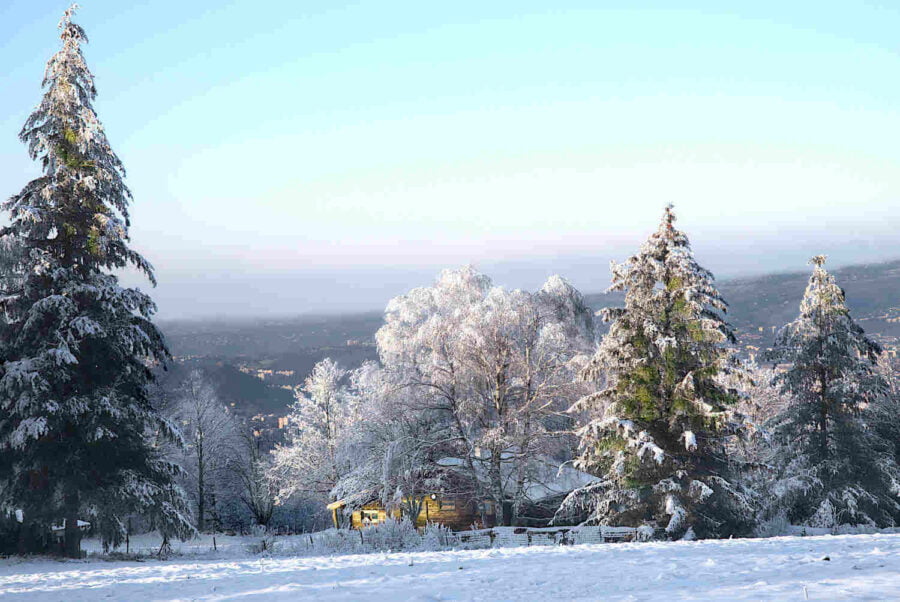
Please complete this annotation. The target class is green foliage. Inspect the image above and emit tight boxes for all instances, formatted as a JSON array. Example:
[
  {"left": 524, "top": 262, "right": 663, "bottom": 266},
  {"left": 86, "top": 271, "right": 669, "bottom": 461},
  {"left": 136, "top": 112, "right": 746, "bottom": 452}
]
[{"left": 87, "top": 225, "right": 101, "bottom": 257}]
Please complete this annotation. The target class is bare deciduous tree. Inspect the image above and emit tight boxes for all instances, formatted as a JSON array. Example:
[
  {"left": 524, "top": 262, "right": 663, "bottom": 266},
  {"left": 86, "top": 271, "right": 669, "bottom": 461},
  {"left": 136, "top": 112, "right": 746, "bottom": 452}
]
[
  {"left": 171, "top": 370, "right": 237, "bottom": 532},
  {"left": 231, "top": 428, "right": 276, "bottom": 529}
]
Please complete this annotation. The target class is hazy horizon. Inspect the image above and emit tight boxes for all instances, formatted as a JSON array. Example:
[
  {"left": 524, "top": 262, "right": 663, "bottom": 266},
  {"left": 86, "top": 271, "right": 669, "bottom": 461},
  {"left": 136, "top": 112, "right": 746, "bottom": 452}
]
[
  {"left": 4, "top": 2, "right": 900, "bottom": 319},
  {"left": 148, "top": 242, "right": 899, "bottom": 322}
]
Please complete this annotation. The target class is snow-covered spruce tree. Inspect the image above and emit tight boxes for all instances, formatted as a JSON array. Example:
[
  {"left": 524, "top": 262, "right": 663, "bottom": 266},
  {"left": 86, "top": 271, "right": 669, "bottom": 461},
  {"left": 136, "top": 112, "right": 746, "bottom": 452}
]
[
  {"left": 871, "top": 355, "right": 900, "bottom": 471},
  {"left": 763, "top": 256, "right": 900, "bottom": 528},
  {"left": 0, "top": 6, "right": 192, "bottom": 556},
  {"left": 563, "top": 205, "right": 751, "bottom": 538}
]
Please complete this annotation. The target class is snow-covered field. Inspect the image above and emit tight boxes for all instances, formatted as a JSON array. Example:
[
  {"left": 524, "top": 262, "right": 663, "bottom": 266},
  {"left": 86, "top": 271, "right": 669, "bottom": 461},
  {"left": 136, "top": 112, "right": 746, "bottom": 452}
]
[{"left": 2, "top": 533, "right": 900, "bottom": 600}]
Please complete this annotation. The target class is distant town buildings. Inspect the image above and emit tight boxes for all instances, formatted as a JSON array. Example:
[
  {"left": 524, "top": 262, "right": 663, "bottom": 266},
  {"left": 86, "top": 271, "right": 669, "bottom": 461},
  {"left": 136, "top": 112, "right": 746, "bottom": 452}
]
[{"left": 238, "top": 367, "right": 295, "bottom": 380}]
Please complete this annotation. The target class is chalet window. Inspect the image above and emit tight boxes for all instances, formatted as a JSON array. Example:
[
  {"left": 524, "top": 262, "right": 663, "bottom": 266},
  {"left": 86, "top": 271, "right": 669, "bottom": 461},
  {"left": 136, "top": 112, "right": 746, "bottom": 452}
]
[
  {"left": 361, "top": 510, "right": 381, "bottom": 524},
  {"left": 439, "top": 500, "right": 455, "bottom": 511},
  {"left": 478, "top": 501, "right": 495, "bottom": 515}
]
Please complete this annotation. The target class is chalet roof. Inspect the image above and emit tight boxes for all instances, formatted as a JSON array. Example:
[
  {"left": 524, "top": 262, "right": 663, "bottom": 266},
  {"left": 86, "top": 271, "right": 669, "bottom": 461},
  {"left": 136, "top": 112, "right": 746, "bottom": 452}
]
[
  {"left": 328, "top": 488, "right": 378, "bottom": 510},
  {"left": 435, "top": 455, "right": 598, "bottom": 503},
  {"left": 329, "top": 455, "right": 598, "bottom": 511},
  {"left": 525, "top": 459, "right": 598, "bottom": 502}
]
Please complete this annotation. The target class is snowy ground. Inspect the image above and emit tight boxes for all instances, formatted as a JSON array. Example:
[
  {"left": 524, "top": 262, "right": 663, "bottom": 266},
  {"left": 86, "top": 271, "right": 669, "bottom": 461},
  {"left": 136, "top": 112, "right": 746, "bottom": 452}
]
[{"left": 2, "top": 533, "right": 900, "bottom": 600}]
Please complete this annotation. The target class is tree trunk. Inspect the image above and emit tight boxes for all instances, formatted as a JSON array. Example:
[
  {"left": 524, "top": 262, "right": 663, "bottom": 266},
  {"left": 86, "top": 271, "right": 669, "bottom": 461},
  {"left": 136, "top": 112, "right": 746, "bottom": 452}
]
[
  {"left": 489, "top": 449, "right": 512, "bottom": 526},
  {"left": 819, "top": 371, "right": 829, "bottom": 460},
  {"left": 501, "top": 500, "right": 514, "bottom": 527},
  {"left": 63, "top": 503, "right": 81, "bottom": 558},
  {"left": 16, "top": 512, "right": 32, "bottom": 555},
  {"left": 513, "top": 415, "right": 532, "bottom": 526},
  {"left": 197, "top": 435, "right": 205, "bottom": 532},
  {"left": 209, "top": 488, "right": 220, "bottom": 533},
  {"left": 403, "top": 496, "right": 424, "bottom": 525}
]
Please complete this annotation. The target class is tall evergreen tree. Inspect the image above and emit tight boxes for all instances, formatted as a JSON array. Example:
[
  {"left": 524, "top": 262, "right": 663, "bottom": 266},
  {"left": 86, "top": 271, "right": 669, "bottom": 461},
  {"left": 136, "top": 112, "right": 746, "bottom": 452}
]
[
  {"left": 764, "top": 256, "right": 900, "bottom": 528},
  {"left": 564, "top": 205, "right": 751, "bottom": 538},
  {"left": 871, "top": 355, "right": 900, "bottom": 474},
  {"left": 0, "top": 5, "right": 193, "bottom": 556}
]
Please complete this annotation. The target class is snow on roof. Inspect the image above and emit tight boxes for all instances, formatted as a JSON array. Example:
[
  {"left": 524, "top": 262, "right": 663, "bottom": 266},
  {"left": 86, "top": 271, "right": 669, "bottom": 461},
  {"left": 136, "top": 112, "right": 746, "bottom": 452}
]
[
  {"left": 524, "top": 459, "right": 599, "bottom": 502},
  {"left": 436, "top": 455, "right": 599, "bottom": 503}
]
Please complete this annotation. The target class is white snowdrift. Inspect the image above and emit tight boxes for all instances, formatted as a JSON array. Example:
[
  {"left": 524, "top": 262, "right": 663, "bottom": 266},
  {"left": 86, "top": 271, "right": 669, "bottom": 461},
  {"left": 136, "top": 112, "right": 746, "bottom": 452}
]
[{"left": 3, "top": 533, "right": 900, "bottom": 600}]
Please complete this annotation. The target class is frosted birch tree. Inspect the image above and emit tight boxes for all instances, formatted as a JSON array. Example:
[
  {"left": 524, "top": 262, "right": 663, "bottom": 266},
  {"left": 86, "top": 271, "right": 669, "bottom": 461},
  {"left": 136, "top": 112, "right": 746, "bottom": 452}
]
[
  {"left": 332, "top": 362, "right": 449, "bottom": 524},
  {"left": 229, "top": 427, "right": 277, "bottom": 530},
  {"left": 377, "top": 267, "right": 594, "bottom": 525},
  {"left": 170, "top": 370, "right": 238, "bottom": 532},
  {"left": 270, "top": 359, "right": 359, "bottom": 503}
]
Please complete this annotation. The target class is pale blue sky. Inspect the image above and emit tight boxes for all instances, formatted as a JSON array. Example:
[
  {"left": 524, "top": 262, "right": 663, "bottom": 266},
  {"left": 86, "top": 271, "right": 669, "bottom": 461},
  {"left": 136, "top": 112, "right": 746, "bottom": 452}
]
[{"left": 1, "top": 1, "right": 899, "bottom": 318}]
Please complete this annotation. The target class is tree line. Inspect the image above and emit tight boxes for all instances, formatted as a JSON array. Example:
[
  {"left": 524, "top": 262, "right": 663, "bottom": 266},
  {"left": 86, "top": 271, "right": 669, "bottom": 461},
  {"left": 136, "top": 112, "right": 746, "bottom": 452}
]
[
  {"left": 2, "top": 6, "right": 899, "bottom": 557},
  {"left": 271, "top": 208, "right": 900, "bottom": 540}
]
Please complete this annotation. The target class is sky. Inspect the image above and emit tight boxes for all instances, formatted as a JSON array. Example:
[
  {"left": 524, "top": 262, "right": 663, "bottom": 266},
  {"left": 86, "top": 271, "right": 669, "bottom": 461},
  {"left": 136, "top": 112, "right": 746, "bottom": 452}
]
[{"left": 1, "top": 1, "right": 899, "bottom": 319}]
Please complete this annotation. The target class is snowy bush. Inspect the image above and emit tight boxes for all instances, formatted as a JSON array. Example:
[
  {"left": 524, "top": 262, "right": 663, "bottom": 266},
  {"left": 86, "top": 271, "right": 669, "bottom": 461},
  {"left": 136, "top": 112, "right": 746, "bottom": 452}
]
[
  {"left": 248, "top": 525, "right": 277, "bottom": 555},
  {"left": 271, "top": 520, "right": 457, "bottom": 556},
  {"left": 636, "top": 525, "right": 656, "bottom": 542},
  {"left": 358, "top": 518, "right": 421, "bottom": 551},
  {"left": 421, "top": 522, "right": 457, "bottom": 550},
  {"left": 754, "top": 511, "right": 791, "bottom": 538}
]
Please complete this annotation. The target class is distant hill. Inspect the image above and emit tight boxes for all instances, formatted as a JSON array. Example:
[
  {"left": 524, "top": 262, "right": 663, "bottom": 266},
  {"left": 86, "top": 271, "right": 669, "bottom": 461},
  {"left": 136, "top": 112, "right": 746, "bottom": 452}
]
[
  {"left": 157, "top": 258, "right": 900, "bottom": 416},
  {"left": 584, "top": 258, "right": 900, "bottom": 341},
  {"left": 156, "top": 359, "right": 295, "bottom": 417},
  {"left": 160, "top": 312, "right": 383, "bottom": 357},
  {"left": 722, "top": 259, "right": 900, "bottom": 339},
  {"left": 159, "top": 313, "right": 382, "bottom": 417}
]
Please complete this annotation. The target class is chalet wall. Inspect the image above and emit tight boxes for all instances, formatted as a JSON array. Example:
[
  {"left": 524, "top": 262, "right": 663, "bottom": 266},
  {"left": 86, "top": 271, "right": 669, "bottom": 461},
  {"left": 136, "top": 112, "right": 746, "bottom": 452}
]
[{"left": 344, "top": 496, "right": 498, "bottom": 531}]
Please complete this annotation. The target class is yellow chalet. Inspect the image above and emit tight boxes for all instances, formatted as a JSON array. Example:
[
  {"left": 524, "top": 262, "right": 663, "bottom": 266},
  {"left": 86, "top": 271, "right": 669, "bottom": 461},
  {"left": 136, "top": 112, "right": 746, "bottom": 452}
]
[
  {"left": 328, "top": 493, "right": 495, "bottom": 531},
  {"left": 327, "top": 456, "right": 597, "bottom": 531}
]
